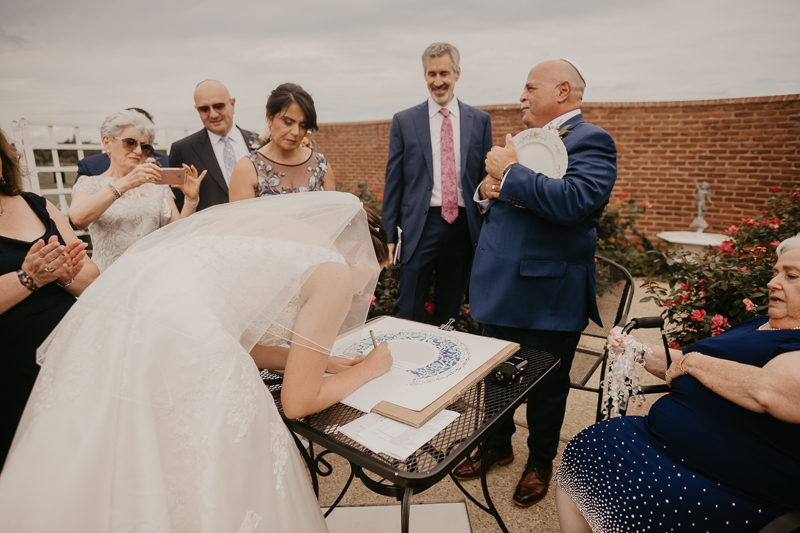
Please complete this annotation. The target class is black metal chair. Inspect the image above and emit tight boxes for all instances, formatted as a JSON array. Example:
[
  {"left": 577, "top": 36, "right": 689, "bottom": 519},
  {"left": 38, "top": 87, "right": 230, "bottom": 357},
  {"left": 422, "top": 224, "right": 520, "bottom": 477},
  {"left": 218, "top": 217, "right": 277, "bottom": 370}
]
[{"left": 569, "top": 255, "right": 635, "bottom": 422}]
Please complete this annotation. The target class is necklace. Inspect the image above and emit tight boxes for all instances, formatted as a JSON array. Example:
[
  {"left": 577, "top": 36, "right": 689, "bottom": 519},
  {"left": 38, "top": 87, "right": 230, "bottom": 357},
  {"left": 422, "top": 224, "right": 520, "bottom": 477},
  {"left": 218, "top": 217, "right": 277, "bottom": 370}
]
[{"left": 758, "top": 322, "right": 800, "bottom": 331}]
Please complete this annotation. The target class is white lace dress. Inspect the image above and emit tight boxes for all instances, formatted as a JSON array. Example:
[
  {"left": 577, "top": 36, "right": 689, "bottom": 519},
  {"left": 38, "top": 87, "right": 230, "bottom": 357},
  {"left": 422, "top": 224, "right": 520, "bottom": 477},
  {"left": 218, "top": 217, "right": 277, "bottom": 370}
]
[
  {"left": 0, "top": 234, "right": 344, "bottom": 532},
  {"left": 73, "top": 175, "right": 174, "bottom": 271}
]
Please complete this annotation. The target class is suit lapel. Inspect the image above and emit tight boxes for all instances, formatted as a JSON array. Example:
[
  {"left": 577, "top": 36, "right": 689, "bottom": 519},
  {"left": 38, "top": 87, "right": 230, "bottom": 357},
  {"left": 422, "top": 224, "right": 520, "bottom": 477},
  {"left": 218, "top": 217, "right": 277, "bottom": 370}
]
[
  {"left": 192, "top": 130, "right": 226, "bottom": 193},
  {"left": 412, "top": 102, "right": 434, "bottom": 184},
  {"left": 458, "top": 101, "right": 474, "bottom": 176},
  {"left": 238, "top": 126, "right": 254, "bottom": 150},
  {"left": 560, "top": 113, "right": 585, "bottom": 149}
]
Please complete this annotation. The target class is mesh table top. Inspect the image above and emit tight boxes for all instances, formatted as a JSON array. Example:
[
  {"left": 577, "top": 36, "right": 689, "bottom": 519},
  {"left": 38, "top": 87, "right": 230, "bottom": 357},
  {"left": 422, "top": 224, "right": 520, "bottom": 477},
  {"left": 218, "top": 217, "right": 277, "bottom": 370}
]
[{"left": 261, "top": 344, "right": 558, "bottom": 490}]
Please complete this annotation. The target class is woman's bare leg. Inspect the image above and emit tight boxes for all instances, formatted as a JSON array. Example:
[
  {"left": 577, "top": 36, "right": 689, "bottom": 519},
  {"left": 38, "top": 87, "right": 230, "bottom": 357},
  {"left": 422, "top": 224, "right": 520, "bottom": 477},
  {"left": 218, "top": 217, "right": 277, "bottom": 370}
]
[{"left": 555, "top": 485, "right": 592, "bottom": 533}]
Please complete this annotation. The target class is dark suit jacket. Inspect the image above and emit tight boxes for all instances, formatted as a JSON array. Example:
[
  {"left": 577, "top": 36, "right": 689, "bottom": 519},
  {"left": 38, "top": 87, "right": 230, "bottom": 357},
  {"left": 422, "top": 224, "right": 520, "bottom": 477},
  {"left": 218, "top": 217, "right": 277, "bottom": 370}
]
[
  {"left": 168, "top": 126, "right": 254, "bottom": 211},
  {"left": 469, "top": 114, "right": 617, "bottom": 332},
  {"left": 381, "top": 100, "right": 493, "bottom": 262},
  {"left": 76, "top": 152, "right": 170, "bottom": 178}
]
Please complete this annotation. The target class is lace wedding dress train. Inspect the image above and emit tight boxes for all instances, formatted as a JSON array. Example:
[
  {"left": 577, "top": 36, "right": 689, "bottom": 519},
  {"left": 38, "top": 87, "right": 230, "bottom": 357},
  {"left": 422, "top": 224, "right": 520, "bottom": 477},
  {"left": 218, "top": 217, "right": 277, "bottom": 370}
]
[{"left": 0, "top": 192, "right": 380, "bottom": 532}]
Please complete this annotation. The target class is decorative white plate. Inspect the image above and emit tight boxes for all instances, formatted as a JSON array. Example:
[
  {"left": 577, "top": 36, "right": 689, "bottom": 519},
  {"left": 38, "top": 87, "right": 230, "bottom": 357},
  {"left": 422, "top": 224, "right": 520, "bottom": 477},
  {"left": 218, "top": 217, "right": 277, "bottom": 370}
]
[{"left": 512, "top": 128, "right": 569, "bottom": 179}]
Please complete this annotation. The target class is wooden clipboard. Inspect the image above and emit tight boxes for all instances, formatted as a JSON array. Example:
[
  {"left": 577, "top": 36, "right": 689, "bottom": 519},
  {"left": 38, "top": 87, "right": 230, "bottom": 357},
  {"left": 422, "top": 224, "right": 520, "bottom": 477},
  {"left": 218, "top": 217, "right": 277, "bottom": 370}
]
[{"left": 357, "top": 317, "right": 520, "bottom": 428}]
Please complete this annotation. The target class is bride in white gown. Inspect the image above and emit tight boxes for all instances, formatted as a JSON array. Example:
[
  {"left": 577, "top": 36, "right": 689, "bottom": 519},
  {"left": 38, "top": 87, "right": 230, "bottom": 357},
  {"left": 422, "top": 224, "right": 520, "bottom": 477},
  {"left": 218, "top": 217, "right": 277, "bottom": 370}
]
[{"left": 0, "top": 191, "right": 392, "bottom": 532}]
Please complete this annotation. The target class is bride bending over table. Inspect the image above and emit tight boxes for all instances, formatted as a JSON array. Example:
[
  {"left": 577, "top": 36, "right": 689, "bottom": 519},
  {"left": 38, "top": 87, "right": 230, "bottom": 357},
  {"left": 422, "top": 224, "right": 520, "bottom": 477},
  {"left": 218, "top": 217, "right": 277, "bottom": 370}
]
[{"left": 0, "top": 191, "right": 392, "bottom": 532}]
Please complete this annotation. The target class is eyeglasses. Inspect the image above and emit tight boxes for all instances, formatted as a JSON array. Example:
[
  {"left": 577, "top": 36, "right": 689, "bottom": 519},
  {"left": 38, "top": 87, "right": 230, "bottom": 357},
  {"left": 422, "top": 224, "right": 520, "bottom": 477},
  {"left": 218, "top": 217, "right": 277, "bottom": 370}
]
[
  {"left": 195, "top": 99, "right": 231, "bottom": 114},
  {"left": 113, "top": 137, "right": 154, "bottom": 157}
]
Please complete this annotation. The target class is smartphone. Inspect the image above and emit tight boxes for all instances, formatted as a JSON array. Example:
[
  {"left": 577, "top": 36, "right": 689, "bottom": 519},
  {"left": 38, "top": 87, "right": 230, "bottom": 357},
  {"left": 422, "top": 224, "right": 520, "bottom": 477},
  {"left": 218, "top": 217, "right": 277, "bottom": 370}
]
[{"left": 158, "top": 167, "right": 187, "bottom": 185}]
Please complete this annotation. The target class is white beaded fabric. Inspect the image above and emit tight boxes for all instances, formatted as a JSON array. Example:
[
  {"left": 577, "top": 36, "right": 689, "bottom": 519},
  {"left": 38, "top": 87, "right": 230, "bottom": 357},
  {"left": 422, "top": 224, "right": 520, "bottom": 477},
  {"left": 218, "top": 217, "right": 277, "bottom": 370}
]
[{"left": 73, "top": 175, "right": 173, "bottom": 271}]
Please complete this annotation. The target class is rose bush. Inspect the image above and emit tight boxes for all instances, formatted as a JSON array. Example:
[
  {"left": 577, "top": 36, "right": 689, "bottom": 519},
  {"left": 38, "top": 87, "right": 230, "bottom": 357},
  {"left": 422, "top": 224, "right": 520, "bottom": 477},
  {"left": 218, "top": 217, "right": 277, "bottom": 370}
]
[
  {"left": 642, "top": 189, "right": 800, "bottom": 349},
  {"left": 595, "top": 192, "right": 657, "bottom": 277}
]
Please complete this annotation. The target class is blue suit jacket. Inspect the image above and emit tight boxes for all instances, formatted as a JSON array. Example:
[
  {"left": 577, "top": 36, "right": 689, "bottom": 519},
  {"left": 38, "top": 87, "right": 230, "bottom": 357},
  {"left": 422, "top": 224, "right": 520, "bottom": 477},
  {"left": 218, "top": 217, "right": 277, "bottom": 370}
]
[
  {"left": 382, "top": 100, "right": 493, "bottom": 262},
  {"left": 76, "top": 152, "right": 170, "bottom": 178},
  {"left": 469, "top": 114, "right": 617, "bottom": 332}
]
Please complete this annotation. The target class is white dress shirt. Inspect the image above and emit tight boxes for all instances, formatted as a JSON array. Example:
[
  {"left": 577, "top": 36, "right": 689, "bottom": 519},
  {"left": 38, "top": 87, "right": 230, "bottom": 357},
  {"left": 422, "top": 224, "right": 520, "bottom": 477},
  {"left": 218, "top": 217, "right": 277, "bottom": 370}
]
[
  {"left": 473, "top": 109, "right": 581, "bottom": 211},
  {"left": 206, "top": 126, "right": 250, "bottom": 186},
  {"left": 428, "top": 96, "right": 464, "bottom": 208}
]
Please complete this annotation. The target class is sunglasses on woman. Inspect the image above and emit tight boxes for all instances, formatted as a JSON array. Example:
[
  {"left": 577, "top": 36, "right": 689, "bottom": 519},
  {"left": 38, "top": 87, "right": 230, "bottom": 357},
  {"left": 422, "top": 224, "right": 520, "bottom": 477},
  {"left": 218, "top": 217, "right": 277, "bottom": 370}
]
[{"left": 113, "top": 137, "right": 154, "bottom": 157}]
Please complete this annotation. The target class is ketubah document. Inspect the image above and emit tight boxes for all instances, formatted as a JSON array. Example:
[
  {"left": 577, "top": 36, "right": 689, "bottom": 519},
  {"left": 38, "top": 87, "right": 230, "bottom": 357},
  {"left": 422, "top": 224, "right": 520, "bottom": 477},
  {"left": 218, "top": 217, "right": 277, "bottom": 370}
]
[{"left": 333, "top": 317, "right": 515, "bottom": 413}]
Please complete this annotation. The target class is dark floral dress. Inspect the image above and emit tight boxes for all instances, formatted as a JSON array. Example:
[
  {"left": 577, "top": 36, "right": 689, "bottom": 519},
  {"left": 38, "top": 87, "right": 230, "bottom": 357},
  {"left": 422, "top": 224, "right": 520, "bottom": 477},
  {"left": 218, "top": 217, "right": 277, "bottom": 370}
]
[{"left": 249, "top": 149, "right": 328, "bottom": 196}]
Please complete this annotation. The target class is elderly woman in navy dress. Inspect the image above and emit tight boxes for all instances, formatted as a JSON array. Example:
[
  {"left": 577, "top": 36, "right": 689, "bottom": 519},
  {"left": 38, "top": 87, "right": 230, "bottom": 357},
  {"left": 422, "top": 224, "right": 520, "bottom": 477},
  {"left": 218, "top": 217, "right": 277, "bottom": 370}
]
[
  {"left": 554, "top": 235, "right": 800, "bottom": 532},
  {"left": 228, "top": 83, "right": 336, "bottom": 201}
]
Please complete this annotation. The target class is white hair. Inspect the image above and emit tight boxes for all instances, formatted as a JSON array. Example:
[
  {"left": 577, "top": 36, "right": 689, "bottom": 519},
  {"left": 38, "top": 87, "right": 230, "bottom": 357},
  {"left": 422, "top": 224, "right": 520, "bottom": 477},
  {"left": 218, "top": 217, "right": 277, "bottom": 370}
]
[
  {"left": 421, "top": 42, "right": 460, "bottom": 72},
  {"left": 100, "top": 109, "right": 156, "bottom": 143},
  {"left": 776, "top": 233, "right": 800, "bottom": 257}
]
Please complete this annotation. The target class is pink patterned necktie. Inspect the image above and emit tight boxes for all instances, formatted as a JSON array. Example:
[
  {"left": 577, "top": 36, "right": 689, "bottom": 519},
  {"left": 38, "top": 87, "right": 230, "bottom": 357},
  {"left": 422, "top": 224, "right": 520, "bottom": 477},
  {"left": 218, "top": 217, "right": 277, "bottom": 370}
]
[{"left": 439, "top": 108, "right": 458, "bottom": 224}]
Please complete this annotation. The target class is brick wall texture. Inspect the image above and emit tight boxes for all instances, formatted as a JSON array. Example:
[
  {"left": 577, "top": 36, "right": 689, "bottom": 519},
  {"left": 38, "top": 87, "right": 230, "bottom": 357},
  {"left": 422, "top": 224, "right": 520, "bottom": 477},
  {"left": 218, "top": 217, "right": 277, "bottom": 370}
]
[{"left": 314, "top": 94, "right": 799, "bottom": 239}]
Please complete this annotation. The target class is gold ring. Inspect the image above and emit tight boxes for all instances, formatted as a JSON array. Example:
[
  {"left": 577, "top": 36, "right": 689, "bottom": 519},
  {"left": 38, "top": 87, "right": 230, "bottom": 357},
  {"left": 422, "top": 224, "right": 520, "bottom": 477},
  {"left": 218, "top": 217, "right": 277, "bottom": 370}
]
[{"left": 44, "top": 263, "right": 54, "bottom": 272}]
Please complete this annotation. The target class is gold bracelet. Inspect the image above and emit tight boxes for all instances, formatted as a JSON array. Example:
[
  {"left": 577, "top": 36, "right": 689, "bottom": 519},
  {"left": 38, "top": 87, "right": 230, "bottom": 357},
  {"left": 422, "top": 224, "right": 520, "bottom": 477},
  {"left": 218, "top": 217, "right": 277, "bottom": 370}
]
[
  {"left": 501, "top": 161, "right": 518, "bottom": 177},
  {"left": 679, "top": 351, "right": 698, "bottom": 375}
]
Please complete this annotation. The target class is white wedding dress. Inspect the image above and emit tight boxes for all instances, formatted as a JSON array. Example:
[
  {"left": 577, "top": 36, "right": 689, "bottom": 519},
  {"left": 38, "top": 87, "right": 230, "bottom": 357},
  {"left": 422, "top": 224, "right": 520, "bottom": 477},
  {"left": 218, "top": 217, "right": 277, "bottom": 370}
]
[{"left": 0, "top": 192, "right": 380, "bottom": 532}]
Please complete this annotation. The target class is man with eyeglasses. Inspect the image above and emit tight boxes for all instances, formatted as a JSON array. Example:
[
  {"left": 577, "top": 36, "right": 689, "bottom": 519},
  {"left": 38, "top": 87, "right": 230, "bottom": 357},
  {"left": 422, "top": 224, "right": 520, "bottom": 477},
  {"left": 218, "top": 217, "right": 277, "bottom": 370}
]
[
  {"left": 168, "top": 80, "right": 254, "bottom": 211},
  {"left": 76, "top": 108, "right": 169, "bottom": 179}
]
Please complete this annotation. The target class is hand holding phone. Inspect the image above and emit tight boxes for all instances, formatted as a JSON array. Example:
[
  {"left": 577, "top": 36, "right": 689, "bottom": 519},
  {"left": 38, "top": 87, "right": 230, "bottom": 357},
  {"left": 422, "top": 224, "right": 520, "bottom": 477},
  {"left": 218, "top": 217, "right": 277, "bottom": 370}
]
[{"left": 158, "top": 167, "right": 187, "bottom": 186}]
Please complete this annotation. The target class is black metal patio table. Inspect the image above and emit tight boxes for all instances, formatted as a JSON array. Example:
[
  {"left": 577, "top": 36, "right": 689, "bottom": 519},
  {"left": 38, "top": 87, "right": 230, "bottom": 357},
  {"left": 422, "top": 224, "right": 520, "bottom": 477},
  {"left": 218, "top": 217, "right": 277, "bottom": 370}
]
[{"left": 260, "top": 343, "right": 559, "bottom": 533}]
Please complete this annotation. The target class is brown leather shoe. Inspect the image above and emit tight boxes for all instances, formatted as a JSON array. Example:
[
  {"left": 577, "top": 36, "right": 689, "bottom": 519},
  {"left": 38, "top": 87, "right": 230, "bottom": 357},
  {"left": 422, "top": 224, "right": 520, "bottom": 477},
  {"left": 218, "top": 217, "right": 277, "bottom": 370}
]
[
  {"left": 512, "top": 463, "right": 553, "bottom": 507},
  {"left": 452, "top": 447, "right": 514, "bottom": 481}
]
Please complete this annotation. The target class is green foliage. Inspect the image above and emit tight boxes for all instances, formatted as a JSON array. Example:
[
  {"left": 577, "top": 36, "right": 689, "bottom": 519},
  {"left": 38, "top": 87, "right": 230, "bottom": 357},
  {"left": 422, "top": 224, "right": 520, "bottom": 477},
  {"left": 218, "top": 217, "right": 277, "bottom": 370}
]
[
  {"left": 595, "top": 192, "right": 658, "bottom": 277},
  {"left": 340, "top": 181, "right": 481, "bottom": 334},
  {"left": 642, "top": 190, "right": 800, "bottom": 349}
]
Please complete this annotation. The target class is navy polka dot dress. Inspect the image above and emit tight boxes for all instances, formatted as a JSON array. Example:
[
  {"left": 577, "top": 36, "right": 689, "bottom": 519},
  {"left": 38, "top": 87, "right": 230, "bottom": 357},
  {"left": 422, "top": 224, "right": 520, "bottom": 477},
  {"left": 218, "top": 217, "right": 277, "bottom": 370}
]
[{"left": 554, "top": 317, "right": 800, "bottom": 532}]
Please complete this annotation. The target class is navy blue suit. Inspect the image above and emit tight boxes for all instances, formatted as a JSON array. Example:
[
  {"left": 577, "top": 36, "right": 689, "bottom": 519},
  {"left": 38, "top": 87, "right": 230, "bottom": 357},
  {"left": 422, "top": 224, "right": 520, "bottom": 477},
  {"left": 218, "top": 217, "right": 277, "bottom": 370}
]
[
  {"left": 168, "top": 127, "right": 253, "bottom": 212},
  {"left": 470, "top": 113, "right": 617, "bottom": 466},
  {"left": 382, "top": 100, "right": 492, "bottom": 325}
]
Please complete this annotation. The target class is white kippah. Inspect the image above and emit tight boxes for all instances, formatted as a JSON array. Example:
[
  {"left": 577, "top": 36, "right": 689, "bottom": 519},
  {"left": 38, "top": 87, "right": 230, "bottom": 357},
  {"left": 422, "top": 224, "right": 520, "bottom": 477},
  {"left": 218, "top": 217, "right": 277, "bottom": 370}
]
[{"left": 560, "top": 57, "right": 586, "bottom": 86}]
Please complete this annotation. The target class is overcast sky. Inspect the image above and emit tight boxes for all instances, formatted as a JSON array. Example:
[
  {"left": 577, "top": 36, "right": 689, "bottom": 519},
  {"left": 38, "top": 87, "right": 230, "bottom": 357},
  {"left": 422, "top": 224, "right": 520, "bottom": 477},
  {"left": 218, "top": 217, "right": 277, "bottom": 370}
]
[{"left": 2, "top": 0, "right": 799, "bottom": 143}]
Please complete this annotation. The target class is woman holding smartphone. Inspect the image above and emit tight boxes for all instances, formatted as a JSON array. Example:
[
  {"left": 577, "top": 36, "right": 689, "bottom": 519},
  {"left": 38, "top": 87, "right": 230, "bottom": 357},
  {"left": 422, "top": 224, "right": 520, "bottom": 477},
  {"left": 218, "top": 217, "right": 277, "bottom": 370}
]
[{"left": 68, "top": 109, "right": 205, "bottom": 271}]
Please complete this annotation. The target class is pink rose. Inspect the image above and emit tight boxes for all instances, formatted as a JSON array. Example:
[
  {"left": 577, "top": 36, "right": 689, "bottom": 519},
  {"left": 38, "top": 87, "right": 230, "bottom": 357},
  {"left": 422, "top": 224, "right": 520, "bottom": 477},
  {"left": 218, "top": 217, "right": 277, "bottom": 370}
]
[
  {"left": 743, "top": 298, "right": 756, "bottom": 312},
  {"left": 425, "top": 303, "right": 434, "bottom": 315},
  {"left": 690, "top": 309, "right": 706, "bottom": 321},
  {"left": 370, "top": 295, "right": 377, "bottom": 306}
]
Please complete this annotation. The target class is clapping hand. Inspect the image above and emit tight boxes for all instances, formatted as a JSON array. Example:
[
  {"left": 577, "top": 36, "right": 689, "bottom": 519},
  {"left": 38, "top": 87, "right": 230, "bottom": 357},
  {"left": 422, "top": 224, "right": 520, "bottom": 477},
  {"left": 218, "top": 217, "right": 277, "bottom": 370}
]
[
  {"left": 21, "top": 236, "right": 67, "bottom": 286},
  {"left": 173, "top": 164, "right": 207, "bottom": 206},
  {"left": 485, "top": 134, "right": 518, "bottom": 180},
  {"left": 56, "top": 239, "right": 89, "bottom": 285}
]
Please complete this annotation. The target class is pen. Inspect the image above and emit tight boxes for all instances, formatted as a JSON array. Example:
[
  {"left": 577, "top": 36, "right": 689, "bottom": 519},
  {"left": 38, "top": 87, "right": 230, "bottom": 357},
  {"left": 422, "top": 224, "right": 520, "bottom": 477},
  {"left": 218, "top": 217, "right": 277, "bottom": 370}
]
[{"left": 370, "top": 330, "right": 378, "bottom": 348}]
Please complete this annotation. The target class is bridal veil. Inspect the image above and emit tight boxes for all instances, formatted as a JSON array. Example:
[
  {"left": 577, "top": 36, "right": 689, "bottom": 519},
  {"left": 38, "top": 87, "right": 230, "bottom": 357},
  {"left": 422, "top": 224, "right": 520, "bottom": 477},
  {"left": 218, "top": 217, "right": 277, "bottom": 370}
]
[{"left": 0, "top": 191, "right": 379, "bottom": 532}]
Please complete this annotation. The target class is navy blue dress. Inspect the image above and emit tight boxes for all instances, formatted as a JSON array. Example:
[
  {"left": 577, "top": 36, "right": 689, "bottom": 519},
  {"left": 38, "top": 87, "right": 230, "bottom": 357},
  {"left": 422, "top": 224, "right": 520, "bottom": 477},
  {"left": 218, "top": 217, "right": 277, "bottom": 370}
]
[
  {"left": 0, "top": 193, "right": 76, "bottom": 467},
  {"left": 554, "top": 316, "right": 800, "bottom": 532}
]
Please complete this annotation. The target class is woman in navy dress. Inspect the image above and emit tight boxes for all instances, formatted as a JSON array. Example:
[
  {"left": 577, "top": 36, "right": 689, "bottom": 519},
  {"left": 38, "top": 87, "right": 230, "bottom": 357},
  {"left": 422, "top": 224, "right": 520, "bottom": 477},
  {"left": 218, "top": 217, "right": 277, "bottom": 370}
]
[
  {"left": 0, "top": 129, "right": 99, "bottom": 468},
  {"left": 554, "top": 235, "right": 800, "bottom": 533}
]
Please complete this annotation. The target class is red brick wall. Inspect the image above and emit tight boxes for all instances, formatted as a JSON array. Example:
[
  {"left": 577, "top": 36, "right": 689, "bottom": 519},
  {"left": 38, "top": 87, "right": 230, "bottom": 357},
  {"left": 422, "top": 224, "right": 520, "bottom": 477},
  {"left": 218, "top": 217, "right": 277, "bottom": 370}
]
[{"left": 315, "top": 95, "right": 800, "bottom": 238}]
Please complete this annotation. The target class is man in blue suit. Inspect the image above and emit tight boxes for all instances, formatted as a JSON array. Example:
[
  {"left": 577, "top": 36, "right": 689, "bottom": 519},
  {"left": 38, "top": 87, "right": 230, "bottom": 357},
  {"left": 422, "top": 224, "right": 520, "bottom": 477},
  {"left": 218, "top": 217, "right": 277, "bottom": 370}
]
[
  {"left": 76, "top": 108, "right": 169, "bottom": 176},
  {"left": 382, "top": 43, "right": 492, "bottom": 326},
  {"left": 453, "top": 59, "right": 617, "bottom": 508}
]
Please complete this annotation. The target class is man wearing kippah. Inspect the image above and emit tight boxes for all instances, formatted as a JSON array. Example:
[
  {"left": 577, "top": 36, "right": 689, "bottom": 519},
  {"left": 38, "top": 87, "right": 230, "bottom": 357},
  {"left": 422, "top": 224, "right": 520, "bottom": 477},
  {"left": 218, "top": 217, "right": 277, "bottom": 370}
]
[{"left": 453, "top": 59, "right": 618, "bottom": 508}]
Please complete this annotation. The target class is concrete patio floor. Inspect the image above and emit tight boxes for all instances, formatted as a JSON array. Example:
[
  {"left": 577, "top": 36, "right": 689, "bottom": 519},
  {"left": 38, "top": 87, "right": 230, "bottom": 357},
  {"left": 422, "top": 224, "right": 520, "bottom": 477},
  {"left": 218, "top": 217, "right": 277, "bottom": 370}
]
[{"left": 313, "top": 279, "right": 667, "bottom": 532}]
